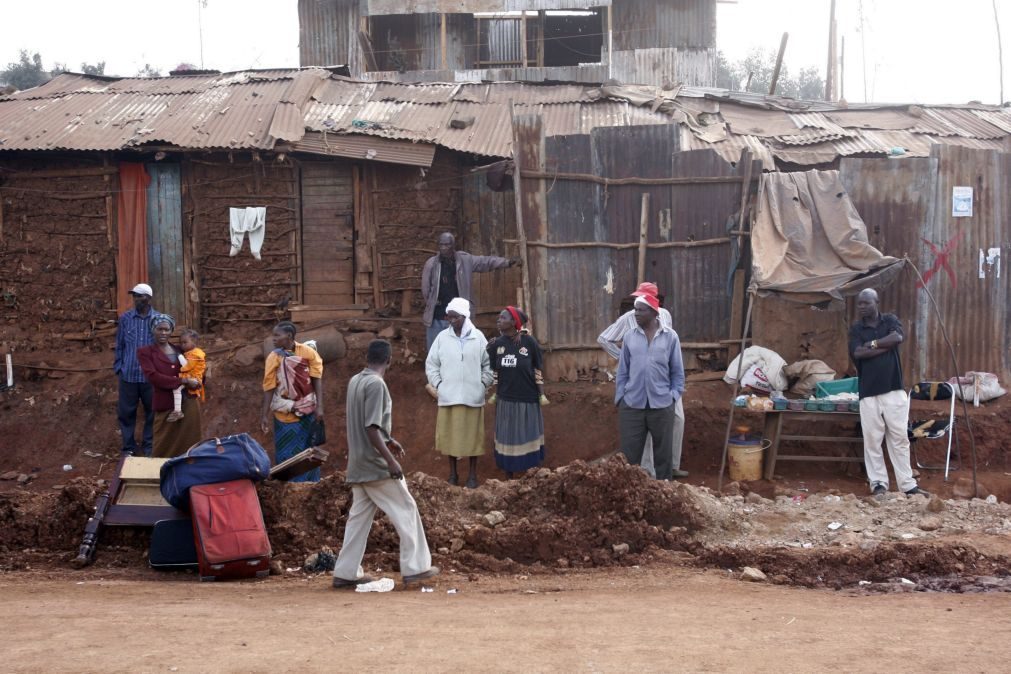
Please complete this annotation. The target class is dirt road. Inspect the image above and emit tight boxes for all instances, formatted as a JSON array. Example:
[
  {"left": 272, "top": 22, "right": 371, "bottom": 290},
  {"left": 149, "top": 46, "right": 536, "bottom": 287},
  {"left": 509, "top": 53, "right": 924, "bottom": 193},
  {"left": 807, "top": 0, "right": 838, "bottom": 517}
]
[{"left": 3, "top": 567, "right": 1008, "bottom": 673}]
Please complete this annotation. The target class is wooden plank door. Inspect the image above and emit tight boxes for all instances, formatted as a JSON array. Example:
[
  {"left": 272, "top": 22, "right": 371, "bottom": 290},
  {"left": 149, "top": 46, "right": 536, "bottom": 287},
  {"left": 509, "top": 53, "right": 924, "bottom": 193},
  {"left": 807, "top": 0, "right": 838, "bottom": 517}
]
[
  {"left": 145, "top": 163, "right": 185, "bottom": 320},
  {"left": 300, "top": 162, "right": 355, "bottom": 305}
]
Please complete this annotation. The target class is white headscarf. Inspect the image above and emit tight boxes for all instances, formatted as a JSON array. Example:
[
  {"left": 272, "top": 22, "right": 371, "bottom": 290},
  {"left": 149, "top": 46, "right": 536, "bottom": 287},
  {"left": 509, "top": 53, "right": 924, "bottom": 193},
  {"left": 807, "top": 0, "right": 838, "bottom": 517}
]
[{"left": 445, "top": 297, "right": 475, "bottom": 336}]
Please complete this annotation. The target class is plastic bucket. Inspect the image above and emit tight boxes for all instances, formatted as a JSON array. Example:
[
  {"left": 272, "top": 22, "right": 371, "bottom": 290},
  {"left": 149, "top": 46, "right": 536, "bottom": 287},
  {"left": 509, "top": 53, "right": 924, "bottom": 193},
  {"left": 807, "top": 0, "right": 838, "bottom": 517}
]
[{"left": 727, "top": 437, "right": 770, "bottom": 482}]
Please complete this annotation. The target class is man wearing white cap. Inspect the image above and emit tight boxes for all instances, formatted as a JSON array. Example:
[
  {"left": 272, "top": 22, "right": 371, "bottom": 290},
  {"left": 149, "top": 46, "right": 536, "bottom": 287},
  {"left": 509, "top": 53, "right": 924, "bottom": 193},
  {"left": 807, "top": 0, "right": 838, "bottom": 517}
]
[{"left": 114, "top": 283, "right": 159, "bottom": 456}]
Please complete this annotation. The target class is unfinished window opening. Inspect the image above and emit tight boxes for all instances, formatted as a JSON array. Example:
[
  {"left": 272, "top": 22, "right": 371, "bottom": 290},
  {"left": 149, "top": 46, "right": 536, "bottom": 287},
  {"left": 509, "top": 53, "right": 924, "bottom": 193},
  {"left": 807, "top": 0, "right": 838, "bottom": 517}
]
[{"left": 475, "top": 10, "right": 602, "bottom": 69}]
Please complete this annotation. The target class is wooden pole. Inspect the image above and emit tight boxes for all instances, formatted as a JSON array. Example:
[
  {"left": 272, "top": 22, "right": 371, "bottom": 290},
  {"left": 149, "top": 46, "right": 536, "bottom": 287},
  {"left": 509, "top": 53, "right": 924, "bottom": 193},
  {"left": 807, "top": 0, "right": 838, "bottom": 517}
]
[
  {"left": 509, "top": 102, "right": 534, "bottom": 322},
  {"left": 520, "top": 13, "right": 528, "bottom": 68},
  {"left": 440, "top": 14, "right": 448, "bottom": 70},
  {"left": 728, "top": 149, "right": 754, "bottom": 361},
  {"left": 769, "top": 32, "right": 789, "bottom": 95},
  {"left": 636, "top": 193, "right": 650, "bottom": 284},
  {"left": 718, "top": 292, "right": 755, "bottom": 492},
  {"left": 537, "top": 10, "right": 546, "bottom": 67},
  {"left": 995, "top": 0, "right": 1006, "bottom": 104},
  {"left": 825, "top": 0, "right": 837, "bottom": 101}
]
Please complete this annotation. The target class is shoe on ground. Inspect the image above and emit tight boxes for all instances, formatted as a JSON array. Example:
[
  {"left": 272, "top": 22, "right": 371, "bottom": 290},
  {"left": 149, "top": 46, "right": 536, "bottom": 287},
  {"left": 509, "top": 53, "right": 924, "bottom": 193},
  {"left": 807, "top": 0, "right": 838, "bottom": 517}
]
[
  {"left": 904, "top": 486, "right": 931, "bottom": 497},
  {"left": 871, "top": 484, "right": 887, "bottom": 499},
  {"left": 402, "top": 566, "right": 440, "bottom": 584},
  {"left": 671, "top": 469, "right": 689, "bottom": 478},
  {"left": 332, "top": 574, "right": 375, "bottom": 589}
]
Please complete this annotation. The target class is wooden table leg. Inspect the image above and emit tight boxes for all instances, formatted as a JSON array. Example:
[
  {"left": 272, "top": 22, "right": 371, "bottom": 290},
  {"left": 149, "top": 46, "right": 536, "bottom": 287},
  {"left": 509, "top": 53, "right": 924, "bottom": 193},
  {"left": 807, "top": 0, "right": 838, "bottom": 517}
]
[{"left": 763, "top": 413, "right": 783, "bottom": 480}]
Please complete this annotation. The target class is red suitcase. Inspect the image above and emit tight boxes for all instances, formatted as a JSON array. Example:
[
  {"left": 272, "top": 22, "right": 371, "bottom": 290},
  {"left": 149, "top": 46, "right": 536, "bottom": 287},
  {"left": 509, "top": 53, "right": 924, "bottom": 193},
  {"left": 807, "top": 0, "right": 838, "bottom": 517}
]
[{"left": 190, "top": 479, "right": 272, "bottom": 581}]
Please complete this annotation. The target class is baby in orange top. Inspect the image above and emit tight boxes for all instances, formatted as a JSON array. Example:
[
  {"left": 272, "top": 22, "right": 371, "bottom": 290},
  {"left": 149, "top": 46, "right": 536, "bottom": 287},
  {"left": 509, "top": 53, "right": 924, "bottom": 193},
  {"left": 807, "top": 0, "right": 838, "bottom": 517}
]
[{"left": 168, "top": 328, "right": 206, "bottom": 422}]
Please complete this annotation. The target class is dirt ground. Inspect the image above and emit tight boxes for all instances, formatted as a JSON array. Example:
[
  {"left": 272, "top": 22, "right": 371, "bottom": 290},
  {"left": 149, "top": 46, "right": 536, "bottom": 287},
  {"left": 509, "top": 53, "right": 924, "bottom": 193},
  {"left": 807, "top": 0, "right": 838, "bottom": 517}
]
[
  {"left": 2, "top": 324, "right": 1011, "bottom": 671},
  {"left": 2, "top": 566, "right": 1010, "bottom": 673}
]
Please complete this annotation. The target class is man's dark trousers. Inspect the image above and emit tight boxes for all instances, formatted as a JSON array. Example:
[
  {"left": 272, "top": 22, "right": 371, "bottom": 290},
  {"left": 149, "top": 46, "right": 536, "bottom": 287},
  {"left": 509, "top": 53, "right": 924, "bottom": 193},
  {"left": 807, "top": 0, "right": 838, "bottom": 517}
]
[
  {"left": 118, "top": 378, "right": 154, "bottom": 455},
  {"left": 618, "top": 400, "right": 676, "bottom": 480}
]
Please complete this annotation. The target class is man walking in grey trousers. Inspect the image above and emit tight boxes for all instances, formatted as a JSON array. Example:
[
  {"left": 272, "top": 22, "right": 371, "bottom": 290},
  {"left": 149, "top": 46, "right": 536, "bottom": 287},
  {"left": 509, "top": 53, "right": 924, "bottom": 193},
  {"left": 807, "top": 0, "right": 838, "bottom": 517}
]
[{"left": 332, "top": 340, "right": 440, "bottom": 588}]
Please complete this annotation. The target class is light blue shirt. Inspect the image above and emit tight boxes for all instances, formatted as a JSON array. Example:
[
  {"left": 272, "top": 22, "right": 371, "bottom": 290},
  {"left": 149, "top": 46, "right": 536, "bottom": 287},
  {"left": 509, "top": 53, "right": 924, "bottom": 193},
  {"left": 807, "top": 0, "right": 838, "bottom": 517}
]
[{"left": 615, "top": 324, "right": 684, "bottom": 409}]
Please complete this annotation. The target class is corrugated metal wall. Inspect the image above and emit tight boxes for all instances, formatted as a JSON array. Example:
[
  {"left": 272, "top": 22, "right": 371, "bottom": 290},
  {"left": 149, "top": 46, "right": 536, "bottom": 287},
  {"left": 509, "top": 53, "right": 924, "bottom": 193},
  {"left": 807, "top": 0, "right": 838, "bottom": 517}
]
[
  {"left": 609, "top": 47, "right": 717, "bottom": 87},
  {"left": 514, "top": 119, "right": 752, "bottom": 363},
  {"left": 754, "top": 147, "right": 1011, "bottom": 384},
  {"left": 481, "top": 18, "right": 523, "bottom": 65},
  {"left": 611, "top": 0, "right": 716, "bottom": 51},
  {"left": 298, "top": 0, "right": 365, "bottom": 75}
]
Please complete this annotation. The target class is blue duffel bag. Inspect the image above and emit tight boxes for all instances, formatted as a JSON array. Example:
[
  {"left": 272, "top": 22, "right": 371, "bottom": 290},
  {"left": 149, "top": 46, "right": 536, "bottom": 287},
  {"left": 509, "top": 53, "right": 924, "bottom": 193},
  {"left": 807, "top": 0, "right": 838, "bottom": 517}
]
[{"left": 160, "top": 433, "right": 272, "bottom": 510}]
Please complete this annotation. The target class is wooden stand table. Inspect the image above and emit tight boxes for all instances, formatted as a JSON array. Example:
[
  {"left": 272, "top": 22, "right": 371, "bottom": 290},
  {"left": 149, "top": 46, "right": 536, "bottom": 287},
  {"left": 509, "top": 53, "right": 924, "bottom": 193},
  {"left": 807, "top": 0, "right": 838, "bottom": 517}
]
[{"left": 762, "top": 409, "right": 864, "bottom": 480}]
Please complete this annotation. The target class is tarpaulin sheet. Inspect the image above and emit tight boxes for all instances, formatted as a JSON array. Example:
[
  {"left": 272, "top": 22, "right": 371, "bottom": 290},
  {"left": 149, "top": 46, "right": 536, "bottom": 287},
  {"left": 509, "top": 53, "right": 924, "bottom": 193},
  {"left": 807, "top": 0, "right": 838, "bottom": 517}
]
[
  {"left": 116, "top": 163, "right": 150, "bottom": 314},
  {"left": 750, "top": 170, "right": 905, "bottom": 303}
]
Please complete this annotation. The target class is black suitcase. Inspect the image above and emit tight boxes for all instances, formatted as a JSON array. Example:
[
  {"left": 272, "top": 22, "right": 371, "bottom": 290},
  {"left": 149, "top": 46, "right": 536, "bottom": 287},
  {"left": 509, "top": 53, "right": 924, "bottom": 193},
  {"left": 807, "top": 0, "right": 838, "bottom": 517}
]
[{"left": 149, "top": 518, "right": 198, "bottom": 570}]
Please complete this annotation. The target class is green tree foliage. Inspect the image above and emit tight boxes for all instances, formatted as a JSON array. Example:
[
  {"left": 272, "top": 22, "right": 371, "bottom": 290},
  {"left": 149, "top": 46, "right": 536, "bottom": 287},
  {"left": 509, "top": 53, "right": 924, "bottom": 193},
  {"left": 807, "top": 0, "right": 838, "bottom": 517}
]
[
  {"left": 79, "top": 62, "right": 106, "bottom": 76},
  {"left": 0, "top": 50, "right": 50, "bottom": 91},
  {"left": 716, "top": 48, "right": 826, "bottom": 100},
  {"left": 136, "top": 63, "right": 162, "bottom": 78}
]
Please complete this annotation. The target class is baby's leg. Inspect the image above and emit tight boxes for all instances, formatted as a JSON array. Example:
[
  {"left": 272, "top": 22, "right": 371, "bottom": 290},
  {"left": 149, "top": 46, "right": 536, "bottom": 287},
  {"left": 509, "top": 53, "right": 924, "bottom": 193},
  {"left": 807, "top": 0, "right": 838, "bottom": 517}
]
[{"left": 167, "top": 386, "right": 184, "bottom": 422}]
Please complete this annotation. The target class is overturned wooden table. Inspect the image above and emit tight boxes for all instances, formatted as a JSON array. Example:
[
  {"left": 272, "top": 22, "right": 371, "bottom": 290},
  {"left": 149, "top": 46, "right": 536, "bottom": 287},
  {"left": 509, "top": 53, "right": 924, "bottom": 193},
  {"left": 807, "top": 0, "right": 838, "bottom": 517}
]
[{"left": 762, "top": 409, "right": 864, "bottom": 480}]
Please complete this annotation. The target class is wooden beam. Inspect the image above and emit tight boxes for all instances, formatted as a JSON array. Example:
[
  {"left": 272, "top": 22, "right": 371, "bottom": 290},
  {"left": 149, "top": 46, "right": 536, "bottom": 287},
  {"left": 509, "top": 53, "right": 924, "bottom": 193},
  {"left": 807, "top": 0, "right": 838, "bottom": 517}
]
[
  {"left": 636, "top": 193, "right": 649, "bottom": 284},
  {"left": 520, "top": 12, "right": 528, "bottom": 68},
  {"left": 6, "top": 166, "right": 118, "bottom": 179},
  {"left": 537, "top": 11, "right": 546, "bottom": 67},
  {"left": 509, "top": 102, "right": 534, "bottom": 320},
  {"left": 440, "top": 13, "right": 448, "bottom": 70},
  {"left": 502, "top": 237, "right": 729, "bottom": 249},
  {"left": 520, "top": 170, "right": 751, "bottom": 186}
]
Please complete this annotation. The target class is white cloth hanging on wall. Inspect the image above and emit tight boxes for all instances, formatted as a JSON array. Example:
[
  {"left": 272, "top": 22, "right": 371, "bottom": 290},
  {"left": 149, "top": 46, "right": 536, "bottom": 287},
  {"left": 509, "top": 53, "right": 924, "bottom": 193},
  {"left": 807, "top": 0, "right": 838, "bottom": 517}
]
[{"left": 229, "top": 206, "right": 266, "bottom": 260}]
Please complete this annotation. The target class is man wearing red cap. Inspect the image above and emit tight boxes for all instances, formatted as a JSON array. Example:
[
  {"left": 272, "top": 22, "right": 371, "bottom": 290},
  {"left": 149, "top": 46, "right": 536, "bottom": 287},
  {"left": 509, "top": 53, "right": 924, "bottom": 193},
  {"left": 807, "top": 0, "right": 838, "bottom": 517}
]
[{"left": 606, "top": 282, "right": 687, "bottom": 479}]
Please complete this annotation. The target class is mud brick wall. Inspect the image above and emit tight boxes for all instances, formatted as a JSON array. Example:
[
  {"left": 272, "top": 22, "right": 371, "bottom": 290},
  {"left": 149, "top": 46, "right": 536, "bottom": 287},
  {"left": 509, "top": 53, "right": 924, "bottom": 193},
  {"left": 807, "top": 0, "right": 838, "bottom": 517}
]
[
  {"left": 0, "top": 155, "right": 116, "bottom": 351},
  {"left": 369, "top": 149, "right": 463, "bottom": 315},
  {"left": 186, "top": 155, "right": 299, "bottom": 333}
]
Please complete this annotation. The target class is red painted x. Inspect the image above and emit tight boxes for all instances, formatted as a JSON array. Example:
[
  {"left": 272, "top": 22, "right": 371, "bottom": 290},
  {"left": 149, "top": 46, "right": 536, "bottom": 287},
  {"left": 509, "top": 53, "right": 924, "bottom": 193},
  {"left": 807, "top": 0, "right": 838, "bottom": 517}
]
[{"left": 918, "top": 229, "right": 965, "bottom": 288}]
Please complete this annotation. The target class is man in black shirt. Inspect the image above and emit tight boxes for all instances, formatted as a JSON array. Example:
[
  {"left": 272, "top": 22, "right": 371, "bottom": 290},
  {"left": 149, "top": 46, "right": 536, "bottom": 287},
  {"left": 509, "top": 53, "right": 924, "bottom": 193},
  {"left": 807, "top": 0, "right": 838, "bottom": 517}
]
[
  {"left": 420, "top": 232, "right": 519, "bottom": 350},
  {"left": 848, "top": 288, "right": 928, "bottom": 498}
]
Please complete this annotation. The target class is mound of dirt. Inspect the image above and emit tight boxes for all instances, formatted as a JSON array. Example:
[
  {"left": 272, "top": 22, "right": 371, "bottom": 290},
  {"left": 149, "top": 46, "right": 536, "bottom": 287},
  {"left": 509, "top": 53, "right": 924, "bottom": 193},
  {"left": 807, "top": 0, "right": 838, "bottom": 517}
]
[
  {"left": 0, "top": 457, "right": 738, "bottom": 572},
  {"left": 697, "top": 542, "right": 1011, "bottom": 590},
  {"left": 260, "top": 455, "right": 735, "bottom": 570}
]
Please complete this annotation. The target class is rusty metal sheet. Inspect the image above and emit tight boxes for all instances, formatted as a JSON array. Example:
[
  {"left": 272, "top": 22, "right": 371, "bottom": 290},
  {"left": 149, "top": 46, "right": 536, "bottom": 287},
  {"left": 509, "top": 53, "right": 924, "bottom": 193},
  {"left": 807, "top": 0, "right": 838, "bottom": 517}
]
[
  {"left": 370, "top": 82, "right": 461, "bottom": 104},
  {"left": 293, "top": 130, "right": 436, "bottom": 166},
  {"left": 720, "top": 103, "right": 800, "bottom": 137},
  {"left": 839, "top": 156, "right": 938, "bottom": 382},
  {"left": 610, "top": 48, "right": 716, "bottom": 88},
  {"left": 0, "top": 70, "right": 331, "bottom": 151},
  {"left": 922, "top": 145, "right": 1010, "bottom": 378},
  {"left": 922, "top": 108, "right": 1006, "bottom": 139}
]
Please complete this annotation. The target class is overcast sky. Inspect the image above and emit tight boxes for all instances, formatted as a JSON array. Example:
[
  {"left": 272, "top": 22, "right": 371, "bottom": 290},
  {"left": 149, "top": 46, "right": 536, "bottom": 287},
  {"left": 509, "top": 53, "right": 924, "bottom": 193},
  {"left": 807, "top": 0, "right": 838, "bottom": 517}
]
[{"left": 3, "top": 0, "right": 1009, "bottom": 105}]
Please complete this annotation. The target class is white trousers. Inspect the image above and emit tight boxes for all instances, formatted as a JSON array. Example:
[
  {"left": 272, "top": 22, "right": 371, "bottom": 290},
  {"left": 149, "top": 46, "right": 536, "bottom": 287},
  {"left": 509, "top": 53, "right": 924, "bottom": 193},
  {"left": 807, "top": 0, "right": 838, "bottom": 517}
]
[
  {"left": 332, "top": 478, "right": 432, "bottom": 581},
  {"left": 640, "top": 397, "right": 685, "bottom": 477},
  {"left": 228, "top": 207, "right": 266, "bottom": 260},
  {"left": 859, "top": 389, "right": 917, "bottom": 492}
]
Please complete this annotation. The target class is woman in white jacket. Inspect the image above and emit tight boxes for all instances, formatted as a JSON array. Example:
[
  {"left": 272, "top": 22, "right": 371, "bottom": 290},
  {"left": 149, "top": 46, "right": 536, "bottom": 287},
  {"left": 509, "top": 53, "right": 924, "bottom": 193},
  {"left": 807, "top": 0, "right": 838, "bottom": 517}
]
[{"left": 425, "top": 297, "right": 493, "bottom": 487}]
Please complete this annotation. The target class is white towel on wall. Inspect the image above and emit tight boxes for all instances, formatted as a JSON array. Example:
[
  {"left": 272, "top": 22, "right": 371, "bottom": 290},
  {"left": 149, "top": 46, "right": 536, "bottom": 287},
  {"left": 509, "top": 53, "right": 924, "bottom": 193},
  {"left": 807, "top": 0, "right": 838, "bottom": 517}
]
[{"left": 229, "top": 206, "right": 266, "bottom": 260}]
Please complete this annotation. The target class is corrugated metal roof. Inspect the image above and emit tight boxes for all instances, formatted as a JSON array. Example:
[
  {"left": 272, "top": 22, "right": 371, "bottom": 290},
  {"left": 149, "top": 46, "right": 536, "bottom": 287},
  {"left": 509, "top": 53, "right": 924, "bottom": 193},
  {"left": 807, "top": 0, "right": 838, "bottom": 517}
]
[
  {"left": 0, "top": 69, "right": 335, "bottom": 151},
  {"left": 922, "top": 107, "right": 1006, "bottom": 139},
  {"left": 2, "top": 71, "right": 1010, "bottom": 164}
]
